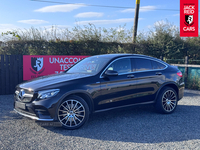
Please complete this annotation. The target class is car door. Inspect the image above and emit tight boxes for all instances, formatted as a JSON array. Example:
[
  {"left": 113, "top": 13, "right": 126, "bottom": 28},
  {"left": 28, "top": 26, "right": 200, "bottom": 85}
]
[
  {"left": 95, "top": 57, "right": 138, "bottom": 110},
  {"left": 132, "top": 58, "right": 166, "bottom": 103}
]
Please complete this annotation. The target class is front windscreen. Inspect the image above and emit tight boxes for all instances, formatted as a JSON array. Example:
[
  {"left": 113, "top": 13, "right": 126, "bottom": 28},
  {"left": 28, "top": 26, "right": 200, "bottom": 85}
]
[{"left": 67, "top": 56, "right": 110, "bottom": 74}]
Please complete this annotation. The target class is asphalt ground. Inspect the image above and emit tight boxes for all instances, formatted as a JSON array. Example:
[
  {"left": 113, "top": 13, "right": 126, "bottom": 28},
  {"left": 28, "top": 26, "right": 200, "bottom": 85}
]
[{"left": 1, "top": 89, "right": 200, "bottom": 150}]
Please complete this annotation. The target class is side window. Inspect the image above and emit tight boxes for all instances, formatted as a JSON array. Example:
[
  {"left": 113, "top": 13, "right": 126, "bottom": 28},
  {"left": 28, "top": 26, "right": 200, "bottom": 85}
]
[
  {"left": 135, "top": 58, "right": 152, "bottom": 71},
  {"left": 107, "top": 58, "right": 131, "bottom": 74},
  {"left": 151, "top": 60, "right": 166, "bottom": 70}
]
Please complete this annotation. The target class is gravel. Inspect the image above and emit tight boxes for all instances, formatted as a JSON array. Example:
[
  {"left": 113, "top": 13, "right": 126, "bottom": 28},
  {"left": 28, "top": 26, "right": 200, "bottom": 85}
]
[{"left": 1, "top": 89, "right": 200, "bottom": 150}]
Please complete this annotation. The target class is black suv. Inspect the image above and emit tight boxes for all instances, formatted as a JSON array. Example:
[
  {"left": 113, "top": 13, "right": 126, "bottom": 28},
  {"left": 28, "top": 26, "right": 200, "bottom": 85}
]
[{"left": 14, "top": 54, "right": 184, "bottom": 129}]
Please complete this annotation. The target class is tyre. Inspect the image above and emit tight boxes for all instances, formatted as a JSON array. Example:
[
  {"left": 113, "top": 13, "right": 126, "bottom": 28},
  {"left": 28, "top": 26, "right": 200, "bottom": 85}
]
[
  {"left": 155, "top": 87, "right": 178, "bottom": 114},
  {"left": 57, "top": 95, "right": 89, "bottom": 129}
]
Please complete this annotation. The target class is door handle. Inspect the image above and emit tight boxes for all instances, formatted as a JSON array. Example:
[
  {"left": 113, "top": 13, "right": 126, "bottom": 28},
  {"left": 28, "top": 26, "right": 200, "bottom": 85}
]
[
  {"left": 156, "top": 72, "right": 162, "bottom": 75},
  {"left": 127, "top": 74, "right": 134, "bottom": 78}
]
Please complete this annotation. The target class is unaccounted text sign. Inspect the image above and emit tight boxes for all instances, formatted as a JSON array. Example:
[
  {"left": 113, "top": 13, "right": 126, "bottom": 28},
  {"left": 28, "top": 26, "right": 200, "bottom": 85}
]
[
  {"left": 23, "top": 55, "right": 88, "bottom": 80},
  {"left": 180, "top": 0, "right": 198, "bottom": 37}
]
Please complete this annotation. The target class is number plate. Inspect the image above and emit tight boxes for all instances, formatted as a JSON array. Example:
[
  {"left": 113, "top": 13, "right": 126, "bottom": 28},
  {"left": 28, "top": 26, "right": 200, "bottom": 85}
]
[{"left": 15, "top": 101, "right": 26, "bottom": 109}]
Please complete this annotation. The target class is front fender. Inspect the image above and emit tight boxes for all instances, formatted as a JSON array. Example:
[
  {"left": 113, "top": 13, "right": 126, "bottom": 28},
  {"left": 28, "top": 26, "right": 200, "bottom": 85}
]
[{"left": 54, "top": 90, "right": 94, "bottom": 120}]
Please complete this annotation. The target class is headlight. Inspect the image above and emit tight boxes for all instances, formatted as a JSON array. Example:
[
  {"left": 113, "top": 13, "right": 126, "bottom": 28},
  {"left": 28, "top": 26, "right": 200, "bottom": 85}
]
[{"left": 38, "top": 89, "right": 60, "bottom": 99}]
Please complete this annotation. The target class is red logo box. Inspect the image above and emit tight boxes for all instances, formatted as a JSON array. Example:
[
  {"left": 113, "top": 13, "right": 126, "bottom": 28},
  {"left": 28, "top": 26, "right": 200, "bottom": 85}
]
[{"left": 180, "top": 0, "right": 198, "bottom": 37}]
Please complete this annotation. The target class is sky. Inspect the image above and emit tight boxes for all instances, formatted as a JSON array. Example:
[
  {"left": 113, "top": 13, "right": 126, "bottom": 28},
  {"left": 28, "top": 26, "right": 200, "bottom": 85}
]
[{"left": 0, "top": 0, "right": 183, "bottom": 34}]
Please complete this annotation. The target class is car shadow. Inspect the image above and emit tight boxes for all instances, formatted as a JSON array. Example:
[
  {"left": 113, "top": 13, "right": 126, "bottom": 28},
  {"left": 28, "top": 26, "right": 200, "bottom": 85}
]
[{"left": 45, "top": 104, "right": 200, "bottom": 143}]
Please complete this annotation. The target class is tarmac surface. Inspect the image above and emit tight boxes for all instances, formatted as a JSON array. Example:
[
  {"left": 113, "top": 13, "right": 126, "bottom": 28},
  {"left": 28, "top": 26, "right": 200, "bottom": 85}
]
[{"left": 1, "top": 89, "right": 200, "bottom": 150}]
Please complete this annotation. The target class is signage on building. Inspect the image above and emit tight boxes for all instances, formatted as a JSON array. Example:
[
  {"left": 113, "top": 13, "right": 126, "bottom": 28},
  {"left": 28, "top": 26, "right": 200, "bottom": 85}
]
[{"left": 23, "top": 55, "right": 88, "bottom": 80}]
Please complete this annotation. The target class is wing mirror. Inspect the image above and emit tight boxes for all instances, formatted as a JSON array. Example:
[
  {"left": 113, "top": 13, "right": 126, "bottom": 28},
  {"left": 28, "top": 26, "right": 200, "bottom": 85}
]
[{"left": 104, "top": 70, "right": 118, "bottom": 76}]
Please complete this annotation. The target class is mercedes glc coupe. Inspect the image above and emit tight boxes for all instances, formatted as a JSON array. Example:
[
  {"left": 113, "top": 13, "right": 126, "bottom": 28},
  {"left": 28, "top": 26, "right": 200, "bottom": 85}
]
[{"left": 14, "top": 54, "right": 185, "bottom": 129}]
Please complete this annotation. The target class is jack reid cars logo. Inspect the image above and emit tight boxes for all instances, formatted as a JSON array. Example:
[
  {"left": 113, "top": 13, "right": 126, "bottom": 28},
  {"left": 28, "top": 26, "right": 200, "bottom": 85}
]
[
  {"left": 185, "top": 15, "right": 194, "bottom": 25},
  {"left": 30, "top": 57, "right": 45, "bottom": 74},
  {"left": 183, "top": 5, "right": 195, "bottom": 32}
]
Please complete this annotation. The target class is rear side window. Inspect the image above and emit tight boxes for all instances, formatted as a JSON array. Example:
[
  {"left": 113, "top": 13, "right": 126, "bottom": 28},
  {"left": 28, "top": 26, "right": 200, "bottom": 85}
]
[
  {"left": 134, "top": 58, "right": 152, "bottom": 71},
  {"left": 151, "top": 60, "right": 166, "bottom": 70},
  {"left": 157, "top": 62, "right": 166, "bottom": 69},
  {"left": 151, "top": 61, "right": 159, "bottom": 69}
]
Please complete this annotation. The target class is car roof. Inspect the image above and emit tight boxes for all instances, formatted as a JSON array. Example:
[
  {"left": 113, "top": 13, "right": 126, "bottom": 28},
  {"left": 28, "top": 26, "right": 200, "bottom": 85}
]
[
  {"left": 92, "top": 53, "right": 132, "bottom": 58},
  {"left": 91, "top": 53, "right": 154, "bottom": 59},
  {"left": 90, "top": 53, "right": 168, "bottom": 65}
]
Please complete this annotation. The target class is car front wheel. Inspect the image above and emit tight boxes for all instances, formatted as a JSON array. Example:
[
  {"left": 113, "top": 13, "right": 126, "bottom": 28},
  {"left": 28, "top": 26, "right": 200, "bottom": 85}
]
[
  {"left": 155, "top": 87, "right": 178, "bottom": 114},
  {"left": 57, "top": 95, "right": 89, "bottom": 129}
]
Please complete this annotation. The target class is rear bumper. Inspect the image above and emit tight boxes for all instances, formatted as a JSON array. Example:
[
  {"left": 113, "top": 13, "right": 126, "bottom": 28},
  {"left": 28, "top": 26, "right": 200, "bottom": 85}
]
[
  {"left": 178, "top": 82, "right": 185, "bottom": 100},
  {"left": 14, "top": 108, "right": 53, "bottom": 121}
]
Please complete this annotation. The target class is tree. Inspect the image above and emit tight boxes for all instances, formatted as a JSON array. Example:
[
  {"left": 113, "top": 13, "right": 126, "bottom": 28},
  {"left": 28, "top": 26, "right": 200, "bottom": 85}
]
[{"left": 137, "top": 20, "right": 186, "bottom": 60}]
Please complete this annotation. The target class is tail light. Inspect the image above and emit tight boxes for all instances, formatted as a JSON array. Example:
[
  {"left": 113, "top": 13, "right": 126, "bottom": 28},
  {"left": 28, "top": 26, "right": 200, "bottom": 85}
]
[{"left": 177, "top": 72, "right": 183, "bottom": 77}]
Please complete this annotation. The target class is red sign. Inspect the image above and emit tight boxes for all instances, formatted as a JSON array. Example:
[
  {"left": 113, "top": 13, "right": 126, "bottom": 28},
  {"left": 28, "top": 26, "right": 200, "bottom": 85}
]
[
  {"left": 23, "top": 55, "right": 88, "bottom": 80},
  {"left": 180, "top": 0, "right": 198, "bottom": 37}
]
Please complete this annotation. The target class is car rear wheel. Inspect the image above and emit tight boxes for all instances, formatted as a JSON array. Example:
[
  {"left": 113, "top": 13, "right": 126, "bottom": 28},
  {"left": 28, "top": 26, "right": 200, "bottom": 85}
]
[
  {"left": 155, "top": 87, "right": 178, "bottom": 114},
  {"left": 57, "top": 95, "right": 89, "bottom": 129}
]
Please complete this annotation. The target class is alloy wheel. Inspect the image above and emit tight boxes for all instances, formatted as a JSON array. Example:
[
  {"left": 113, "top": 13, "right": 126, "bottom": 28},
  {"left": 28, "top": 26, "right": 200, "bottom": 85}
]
[
  {"left": 162, "top": 90, "right": 177, "bottom": 112},
  {"left": 58, "top": 99, "right": 85, "bottom": 128}
]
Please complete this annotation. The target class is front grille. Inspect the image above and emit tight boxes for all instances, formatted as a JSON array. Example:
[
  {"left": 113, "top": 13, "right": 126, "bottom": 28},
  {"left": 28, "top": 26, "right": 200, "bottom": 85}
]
[
  {"left": 16, "top": 88, "right": 33, "bottom": 95},
  {"left": 21, "top": 97, "right": 32, "bottom": 102},
  {"left": 15, "top": 88, "right": 35, "bottom": 103}
]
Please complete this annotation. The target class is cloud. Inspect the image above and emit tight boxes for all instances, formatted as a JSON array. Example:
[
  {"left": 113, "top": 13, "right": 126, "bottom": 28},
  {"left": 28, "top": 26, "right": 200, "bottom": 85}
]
[
  {"left": 75, "top": 18, "right": 142, "bottom": 25},
  {"left": 116, "top": 27, "right": 124, "bottom": 32},
  {"left": 35, "top": 4, "right": 86, "bottom": 12},
  {"left": 173, "top": 14, "right": 180, "bottom": 16},
  {"left": 147, "top": 25, "right": 152, "bottom": 29},
  {"left": 0, "top": 24, "right": 21, "bottom": 41},
  {"left": 42, "top": 25, "right": 72, "bottom": 29},
  {"left": 18, "top": 19, "right": 49, "bottom": 24},
  {"left": 154, "top": 20, "right": 166, "bottom": 26},
  {"left": 121, "top": 6, "right": 156, "bottom": 13},
  {"left": 41, "top": 25, "right": 72, "bottom": 33},
  {"left": 75, "top": 12, "right": 103, "bottom": 18},
  {"left": 0, "top": 24, "right": 19, "bottom": 32}
]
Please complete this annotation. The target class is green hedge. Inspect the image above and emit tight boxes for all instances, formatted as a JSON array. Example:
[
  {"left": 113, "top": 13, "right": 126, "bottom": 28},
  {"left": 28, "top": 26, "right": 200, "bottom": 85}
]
[
  {"left": 0, "top": 40, "right": 139, "bottom": 56},
  {"left": 1, "top": 22, "right": 200, "bottom": 62}
]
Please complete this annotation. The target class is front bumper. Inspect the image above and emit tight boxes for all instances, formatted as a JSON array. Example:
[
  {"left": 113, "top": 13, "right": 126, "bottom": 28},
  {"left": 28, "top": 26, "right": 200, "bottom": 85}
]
[
  {"left": 14, "top": 108, "right": 53, "bottom": 121},
  {"left": 14, "top": 94, "right": 61, "bottom": 121}
]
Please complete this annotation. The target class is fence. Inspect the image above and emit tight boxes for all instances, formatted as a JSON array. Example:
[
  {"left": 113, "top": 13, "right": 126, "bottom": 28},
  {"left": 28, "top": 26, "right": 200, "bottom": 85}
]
[
  {"left": 0, "top": 55, "right": 23, "bottom": 95},
  {"left": 164, "top": 56, "right": 200, "bottom": 83},
  {"left": 171, "top": 65, "right": 200, "bottom": 78}
]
